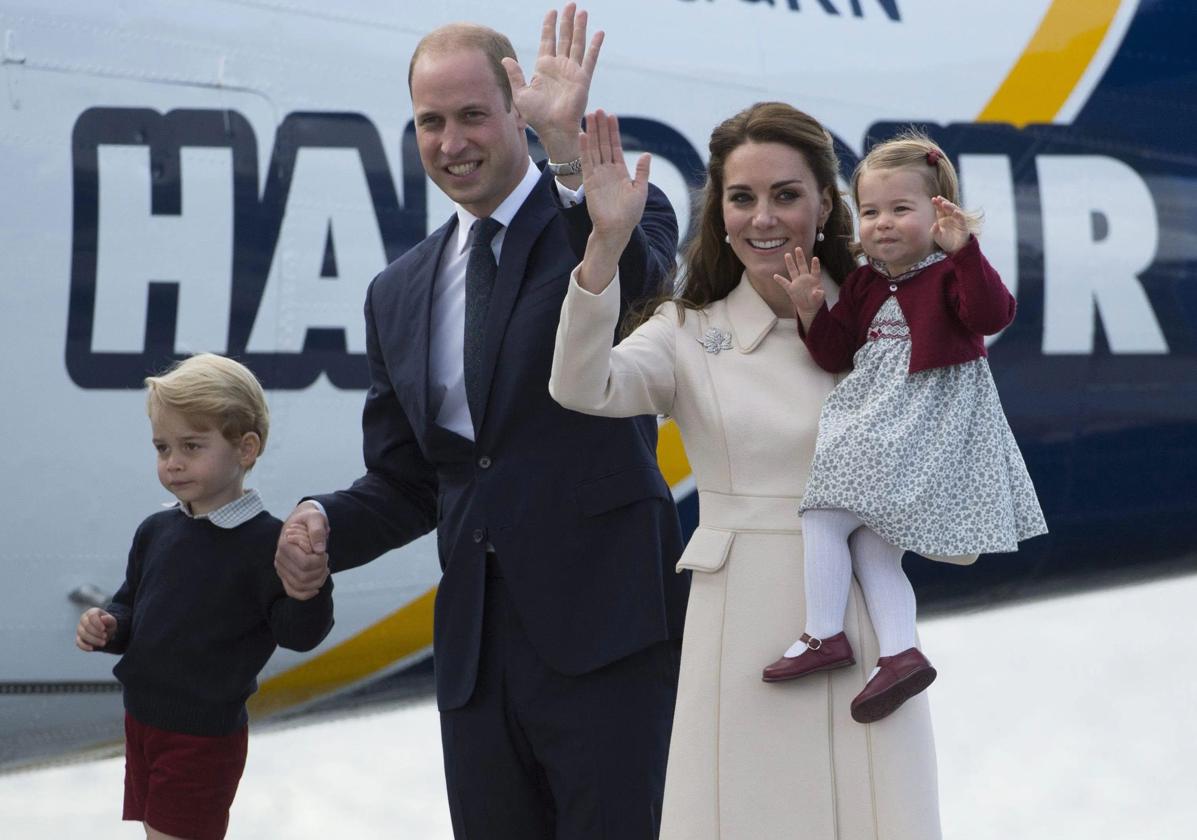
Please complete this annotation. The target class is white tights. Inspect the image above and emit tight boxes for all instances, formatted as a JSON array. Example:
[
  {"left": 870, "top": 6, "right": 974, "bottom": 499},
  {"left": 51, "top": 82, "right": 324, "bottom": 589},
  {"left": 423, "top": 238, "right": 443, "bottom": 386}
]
[{"left": 784, "top": 508, "right": 918, "bottom": 659}]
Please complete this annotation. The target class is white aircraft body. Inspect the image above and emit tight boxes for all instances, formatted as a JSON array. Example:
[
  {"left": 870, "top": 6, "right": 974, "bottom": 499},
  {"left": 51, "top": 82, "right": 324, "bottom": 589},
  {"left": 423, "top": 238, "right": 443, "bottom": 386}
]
[{"left": 3, "top": 0, "right": 1194, "bottom": 772}]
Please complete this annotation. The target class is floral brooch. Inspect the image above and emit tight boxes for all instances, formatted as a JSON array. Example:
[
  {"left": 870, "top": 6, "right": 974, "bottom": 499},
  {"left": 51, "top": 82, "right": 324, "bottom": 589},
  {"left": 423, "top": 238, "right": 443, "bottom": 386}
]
[{"left": 697, "top": 327, "right": 733, "bottom": 354}]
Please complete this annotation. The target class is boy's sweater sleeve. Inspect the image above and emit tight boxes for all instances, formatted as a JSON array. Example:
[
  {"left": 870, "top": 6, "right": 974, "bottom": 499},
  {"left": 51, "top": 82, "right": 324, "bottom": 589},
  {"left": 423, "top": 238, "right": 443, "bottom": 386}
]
[
  {"left": 945, "top": 235, "right": 1016, "bottom": 335},
  {"left": 102, "top": 521, "right": 149, "bottom": 655},
  {"left": 803, "top": 274, "right": 863, "bottom": 373},
  {"left": 261, "top": 571, "right": 335, "bottom": 653}
]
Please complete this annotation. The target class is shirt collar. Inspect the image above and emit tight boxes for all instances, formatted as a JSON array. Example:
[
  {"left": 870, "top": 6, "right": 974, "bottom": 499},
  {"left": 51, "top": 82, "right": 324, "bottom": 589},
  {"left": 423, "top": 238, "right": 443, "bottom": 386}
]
[
  {"left": 453, "top": 156, "right": 542, "bottom": 254},
  {"left": 167, "top": 489, "right": 264, "bottom": 529},
  {"left": 869, "top": 249, "right": 947, "bottom": 283},
  {"left": 725, "top": 273, "right": 781, "bottom": 353}
]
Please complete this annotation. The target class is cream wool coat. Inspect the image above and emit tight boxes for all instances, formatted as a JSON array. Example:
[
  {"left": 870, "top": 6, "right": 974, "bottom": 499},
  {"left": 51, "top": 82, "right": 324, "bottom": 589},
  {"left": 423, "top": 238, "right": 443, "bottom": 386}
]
[{"left": 550, "top": 272, "right": 941, "bottom": 840}]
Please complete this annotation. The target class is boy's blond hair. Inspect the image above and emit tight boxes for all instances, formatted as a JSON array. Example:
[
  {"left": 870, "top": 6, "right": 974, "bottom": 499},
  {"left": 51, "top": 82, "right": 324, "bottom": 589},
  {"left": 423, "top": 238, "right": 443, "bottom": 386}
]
[
  {"left": 145, "top": 354, "right": 270, "bottom": 458},
  {"left": 851, "top": 129, "right": 982, "bottom": 235}
]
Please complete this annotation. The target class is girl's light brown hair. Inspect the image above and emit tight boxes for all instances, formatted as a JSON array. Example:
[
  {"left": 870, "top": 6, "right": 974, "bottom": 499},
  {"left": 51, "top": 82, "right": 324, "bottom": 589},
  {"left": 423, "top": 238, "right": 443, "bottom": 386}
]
[
  {"left": 851, "top": 129, "right": 981, "bottom": 234},
  {"left": 145, "top": 353, "right": 270, "bottom": 458}
]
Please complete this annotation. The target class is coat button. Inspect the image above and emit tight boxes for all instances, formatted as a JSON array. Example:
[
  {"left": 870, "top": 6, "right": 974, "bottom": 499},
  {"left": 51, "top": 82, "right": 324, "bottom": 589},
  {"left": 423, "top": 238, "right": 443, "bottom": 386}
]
[
  {"left": 889, "top": 284, "right": 898, "bottom": 292},
  {"left": 472, "top": 528, "right": 485, "bottom": 543},
  {"left": 478, "top": 456, "right": 492, "bottom": 469}
]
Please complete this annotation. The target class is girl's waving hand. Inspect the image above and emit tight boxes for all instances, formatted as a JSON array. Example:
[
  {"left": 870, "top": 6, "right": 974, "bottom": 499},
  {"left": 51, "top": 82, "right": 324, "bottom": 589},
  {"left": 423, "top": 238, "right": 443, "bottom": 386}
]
[
  {"left": 931, "top": 195, "right": 971, "bottom": 254},
  {"left": 774, "top": 247, "right": 824, "bottom": 327}
]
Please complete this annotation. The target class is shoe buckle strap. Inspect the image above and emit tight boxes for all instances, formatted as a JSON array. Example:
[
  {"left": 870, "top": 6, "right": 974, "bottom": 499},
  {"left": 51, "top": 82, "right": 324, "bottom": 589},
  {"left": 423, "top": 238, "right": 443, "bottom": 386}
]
[{"left": 800, "top": 633, "right": 823, "bottom": 652}]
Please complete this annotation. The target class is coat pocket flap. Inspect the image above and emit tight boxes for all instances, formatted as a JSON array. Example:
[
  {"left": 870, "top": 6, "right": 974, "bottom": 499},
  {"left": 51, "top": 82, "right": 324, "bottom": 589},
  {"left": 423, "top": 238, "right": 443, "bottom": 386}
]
[
  {"left": 676, "top": 526, "right": 735, "bottom": 574},
  {"left": 575, "top": 467, "right": 670, "bottom": 518}
]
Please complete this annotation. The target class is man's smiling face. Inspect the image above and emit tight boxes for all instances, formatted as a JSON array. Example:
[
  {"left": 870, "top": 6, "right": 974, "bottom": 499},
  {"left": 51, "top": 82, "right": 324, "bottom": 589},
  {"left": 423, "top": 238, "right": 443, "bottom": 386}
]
[{"left": 411, "top": 47, "right": 530, "bottom": 218}]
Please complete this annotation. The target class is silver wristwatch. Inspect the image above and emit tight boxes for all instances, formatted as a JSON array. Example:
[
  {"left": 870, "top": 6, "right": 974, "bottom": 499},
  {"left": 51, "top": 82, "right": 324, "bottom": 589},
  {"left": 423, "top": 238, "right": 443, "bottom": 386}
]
[{"left": 546, "top": 157, "right": 583, "bottom": 176}]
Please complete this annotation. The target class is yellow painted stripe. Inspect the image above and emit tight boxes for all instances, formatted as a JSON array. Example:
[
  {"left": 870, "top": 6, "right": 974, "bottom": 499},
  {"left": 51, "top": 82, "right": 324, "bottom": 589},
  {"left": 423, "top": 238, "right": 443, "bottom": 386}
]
[
  {"left": 656, "top": 418, "right": 692, "bottom": 488},
  {"left": 248, "top": 585, "right": 437, "bottom": 718},
  {"left": 979, "top": 0, "right": 1122, "bottom": 126}
]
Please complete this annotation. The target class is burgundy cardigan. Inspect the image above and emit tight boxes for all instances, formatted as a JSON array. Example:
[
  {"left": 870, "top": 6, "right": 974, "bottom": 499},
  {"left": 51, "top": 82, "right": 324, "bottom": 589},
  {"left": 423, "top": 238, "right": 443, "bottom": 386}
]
[{"left": 804, "top": 236, "right": 1015, "bottom": 374}]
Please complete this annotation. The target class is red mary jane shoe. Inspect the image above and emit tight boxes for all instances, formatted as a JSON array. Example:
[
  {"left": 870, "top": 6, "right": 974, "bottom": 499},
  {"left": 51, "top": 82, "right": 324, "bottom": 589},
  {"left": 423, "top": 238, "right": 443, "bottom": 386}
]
[
  {"left": 850, "top": 647, "right": 937, "bottom": 723},
  {"left": 762, "top": 632, "right": 855, "bottom": 683}
]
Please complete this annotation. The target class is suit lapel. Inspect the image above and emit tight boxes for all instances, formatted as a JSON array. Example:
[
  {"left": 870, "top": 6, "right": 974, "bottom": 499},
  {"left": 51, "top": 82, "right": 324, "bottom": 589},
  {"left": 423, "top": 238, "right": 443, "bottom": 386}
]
[
  {"left": 406, "top": 216, "right": 457, "bottom": 429},
  {"left": 473, "top": 171, "right": 558, "bottom": 432}
]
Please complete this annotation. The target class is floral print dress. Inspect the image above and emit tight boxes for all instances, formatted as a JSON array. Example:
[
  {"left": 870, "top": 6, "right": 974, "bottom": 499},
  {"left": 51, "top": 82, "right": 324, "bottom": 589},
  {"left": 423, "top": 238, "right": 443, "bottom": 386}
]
[{"left": 799, "top": 274, "right": 1048, "bottom": 558}]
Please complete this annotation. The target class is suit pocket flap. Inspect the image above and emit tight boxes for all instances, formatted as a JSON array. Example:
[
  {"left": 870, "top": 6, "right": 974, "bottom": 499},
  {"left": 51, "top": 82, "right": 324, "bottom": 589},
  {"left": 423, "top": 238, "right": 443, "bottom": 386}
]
[
  {"left": 676, "top": 526, "right": 735, "bottom": 574},
  {"left": 575, "top": 467, "right": 670, "bottom": 517}
]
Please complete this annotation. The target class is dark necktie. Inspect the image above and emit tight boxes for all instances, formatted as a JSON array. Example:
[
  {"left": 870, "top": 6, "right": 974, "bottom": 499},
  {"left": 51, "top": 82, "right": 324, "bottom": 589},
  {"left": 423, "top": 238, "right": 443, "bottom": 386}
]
[{"left": 463, "top": 217, "right": 503, "bottom": 425}]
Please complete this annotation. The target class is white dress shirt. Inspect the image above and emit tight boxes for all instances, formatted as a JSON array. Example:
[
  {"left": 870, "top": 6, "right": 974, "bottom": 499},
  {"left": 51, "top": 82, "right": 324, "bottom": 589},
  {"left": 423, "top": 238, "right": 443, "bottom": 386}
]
[
  {"left": 306, "top": 163, "right": 582, "bottom": 523},
  {"left": 428, "top": 159, "right": 583, "bottom": 440}
]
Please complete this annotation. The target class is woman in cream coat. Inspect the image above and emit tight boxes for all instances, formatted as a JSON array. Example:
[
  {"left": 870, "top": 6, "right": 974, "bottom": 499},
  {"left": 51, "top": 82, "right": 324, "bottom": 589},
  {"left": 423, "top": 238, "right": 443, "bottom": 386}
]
[{"left": 550, "top": 104, "right": 941, "bottom": 839}]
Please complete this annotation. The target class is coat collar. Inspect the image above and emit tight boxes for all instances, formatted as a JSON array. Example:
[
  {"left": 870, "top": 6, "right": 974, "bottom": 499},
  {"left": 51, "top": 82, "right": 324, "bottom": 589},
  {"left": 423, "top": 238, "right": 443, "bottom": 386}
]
[{"left": 725, "top": 273, "right": 780, "bottom": 353}]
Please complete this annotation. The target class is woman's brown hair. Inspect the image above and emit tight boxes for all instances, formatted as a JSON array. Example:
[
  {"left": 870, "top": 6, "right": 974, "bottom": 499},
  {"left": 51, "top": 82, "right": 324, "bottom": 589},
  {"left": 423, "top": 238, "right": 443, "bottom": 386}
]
[{"left": 626, "top": 102, "right": 856, "bottom": 333}]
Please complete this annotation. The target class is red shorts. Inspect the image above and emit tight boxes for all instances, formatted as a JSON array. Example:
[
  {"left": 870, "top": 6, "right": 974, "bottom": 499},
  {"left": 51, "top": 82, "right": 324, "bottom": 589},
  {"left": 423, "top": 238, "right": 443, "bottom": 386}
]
[{"left": 122, "top": 712, "right": 248, "bottom": 840}]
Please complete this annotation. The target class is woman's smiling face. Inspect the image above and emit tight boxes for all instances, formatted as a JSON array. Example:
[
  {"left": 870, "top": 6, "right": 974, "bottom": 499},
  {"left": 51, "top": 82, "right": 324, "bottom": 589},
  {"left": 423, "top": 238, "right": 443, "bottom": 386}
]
[{"left": 722, "top": 141, "right": 832, "bottom": 286}]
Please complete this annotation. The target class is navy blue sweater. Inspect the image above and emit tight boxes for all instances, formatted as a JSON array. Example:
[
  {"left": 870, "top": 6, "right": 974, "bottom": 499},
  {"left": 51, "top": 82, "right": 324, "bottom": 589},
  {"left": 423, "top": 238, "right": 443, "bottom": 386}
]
[{"left": 103, "top": 509, "right": 334, "bottom": 736}]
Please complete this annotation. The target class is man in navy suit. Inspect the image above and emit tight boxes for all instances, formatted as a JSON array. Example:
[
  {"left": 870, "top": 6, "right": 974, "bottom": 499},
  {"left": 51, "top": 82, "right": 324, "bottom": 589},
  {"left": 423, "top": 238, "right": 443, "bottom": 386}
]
[{"left": 274, "top": 5, "right": 687, "bottom": 838}]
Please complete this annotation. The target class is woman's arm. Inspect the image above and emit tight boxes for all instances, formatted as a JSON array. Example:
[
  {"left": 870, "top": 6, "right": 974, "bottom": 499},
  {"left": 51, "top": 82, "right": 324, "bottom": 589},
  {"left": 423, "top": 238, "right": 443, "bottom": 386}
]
[
  {"left": 550, "top": 272, "right": 677, "bottom": 417},
  {"left": 549, "top": 110, "right": 678, "bottom": 417},
  {"left": 573, "top": 109, "right": 653, "bottom": 295}
]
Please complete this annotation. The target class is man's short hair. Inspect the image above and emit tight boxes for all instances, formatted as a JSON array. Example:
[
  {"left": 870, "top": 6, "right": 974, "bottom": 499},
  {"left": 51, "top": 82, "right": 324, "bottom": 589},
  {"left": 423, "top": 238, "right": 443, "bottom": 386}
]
[
  {"left": 408, "top": 23, "right": 518, "bottom": 109},
  {"left": 145, "top": 353, "right": 270, "bottom": 455}
]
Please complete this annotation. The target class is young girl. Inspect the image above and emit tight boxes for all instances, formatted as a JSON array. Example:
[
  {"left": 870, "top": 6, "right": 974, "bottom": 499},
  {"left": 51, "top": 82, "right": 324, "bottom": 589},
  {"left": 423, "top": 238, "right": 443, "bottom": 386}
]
[{"left": 762, "top": 132, "right": 1047, "bottom": 723}]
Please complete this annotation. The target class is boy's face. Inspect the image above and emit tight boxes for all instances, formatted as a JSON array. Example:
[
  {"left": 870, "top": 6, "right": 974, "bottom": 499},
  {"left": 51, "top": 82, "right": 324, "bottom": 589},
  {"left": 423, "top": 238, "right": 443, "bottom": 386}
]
[{"left": 150, "top": 405, "right": 257, "bottom": 516}]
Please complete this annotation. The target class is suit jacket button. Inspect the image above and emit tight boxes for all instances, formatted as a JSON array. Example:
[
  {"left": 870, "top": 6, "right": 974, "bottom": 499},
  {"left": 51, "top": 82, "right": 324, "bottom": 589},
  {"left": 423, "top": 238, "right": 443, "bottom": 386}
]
[
  {"left": 472, "top": 528, "right": 485, "bottom": 543},
  {"left": 889, "top": 283, "right": 898, "bottom": 292},
  {"left": 478, "top": 456, "right": 492, "bottom": 469}
]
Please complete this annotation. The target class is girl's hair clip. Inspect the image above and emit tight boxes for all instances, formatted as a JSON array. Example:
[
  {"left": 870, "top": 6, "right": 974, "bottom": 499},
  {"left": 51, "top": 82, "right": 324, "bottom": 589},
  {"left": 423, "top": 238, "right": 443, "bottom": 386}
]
[{"left": 926, "top": 149, "right": 942, "bottom": 166}]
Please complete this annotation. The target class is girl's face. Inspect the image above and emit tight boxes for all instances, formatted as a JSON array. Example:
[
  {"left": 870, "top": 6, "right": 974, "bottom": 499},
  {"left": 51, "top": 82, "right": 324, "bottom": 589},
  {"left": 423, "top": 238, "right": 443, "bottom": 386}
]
[
  {"left": 722, "top": 141, "right": 832, "bottom": 287},
  {"left": 856, "top": 167, "right": 937, "bottom": 275}
]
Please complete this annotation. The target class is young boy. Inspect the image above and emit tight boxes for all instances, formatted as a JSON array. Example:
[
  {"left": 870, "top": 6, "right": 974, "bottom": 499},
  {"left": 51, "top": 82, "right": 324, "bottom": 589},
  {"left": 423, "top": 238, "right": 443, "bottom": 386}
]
[{"left": 75, "top": 353, "right": 333, "bottom": 840}]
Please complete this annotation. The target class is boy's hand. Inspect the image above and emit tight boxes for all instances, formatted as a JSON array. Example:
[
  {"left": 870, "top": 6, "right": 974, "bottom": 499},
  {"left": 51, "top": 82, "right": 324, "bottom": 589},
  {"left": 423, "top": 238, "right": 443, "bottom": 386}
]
[
  {"left": 275, "top": 502, "right": 330, "bottom": 600},
  {"left": 76, "top": 607, "right": 116, "bottom": 651}
]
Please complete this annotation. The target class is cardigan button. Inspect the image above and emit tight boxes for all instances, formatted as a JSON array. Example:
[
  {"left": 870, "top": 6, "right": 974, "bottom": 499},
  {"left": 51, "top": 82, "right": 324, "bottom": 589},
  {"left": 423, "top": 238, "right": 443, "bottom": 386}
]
[{"left": 889, "top": 283, "right": 898, "bottom": 292}]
